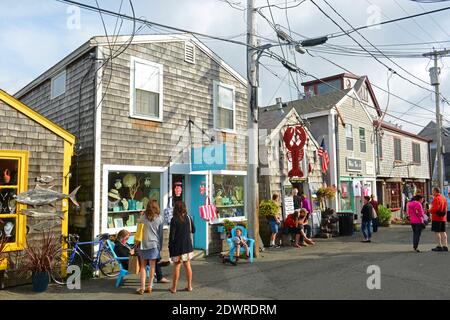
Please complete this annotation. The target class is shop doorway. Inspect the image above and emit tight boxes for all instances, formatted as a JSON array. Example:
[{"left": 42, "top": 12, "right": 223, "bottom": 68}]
[{"left": 171, "top": 174, "right": 185, "bottom": 206}]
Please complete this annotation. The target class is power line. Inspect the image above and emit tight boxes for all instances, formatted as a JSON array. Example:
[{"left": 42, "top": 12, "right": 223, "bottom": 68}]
[
  {"left": 55, "top": 0, "right": 253, "bottom": 48},
  {"left": 415, "top": 1, "right": 450, "bottom": 38},
  {"left": 310, "top": 0, "right": 443, "bottom": 98},
  {"left": 393, "top": 0, "right": 439, "bottom": 42},
  {"left": 326, "top": 3, "right": 450, "bottom": 39}
]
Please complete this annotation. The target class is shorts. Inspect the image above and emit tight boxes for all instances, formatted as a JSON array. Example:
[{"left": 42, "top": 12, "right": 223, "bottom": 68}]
[
  {"left": 431, "top": 221, "right": 447, "bottom": 233},
  {"left": 269, "top": 220, "right": 280, "bottom": 233},
  {"left": 171, "top": 252, "right": 193, "bottom": 263}
]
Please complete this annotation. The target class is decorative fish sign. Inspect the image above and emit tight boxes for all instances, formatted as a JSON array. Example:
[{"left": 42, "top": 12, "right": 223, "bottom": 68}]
[
  {"left": 15, "top": 186, "right": 80, "bottom": 207},
  {"left": 21, "top": 209, "right": 65, "bottom": 220},
  {"left": 35, "top": 175, "right": 54, "bottom": 184}
]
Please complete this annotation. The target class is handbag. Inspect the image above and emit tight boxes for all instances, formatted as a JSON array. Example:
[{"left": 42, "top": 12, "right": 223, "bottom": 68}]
[
  {"left": 372, "top": 207, "right": 378, "bottom": 219},
  {"left": 128, "top": 255, "right": 140, "bottom": 274},
  {"left": 199, "top": 196, "right": 216, "bottom": 221},
  {"left": 436, "top": 209, "right": 446, "bottom": 217},
  {"left": 164, "top": 197, "right": 173, "bottom": 225}
]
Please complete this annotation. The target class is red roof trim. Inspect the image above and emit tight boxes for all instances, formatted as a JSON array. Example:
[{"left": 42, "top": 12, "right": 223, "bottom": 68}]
[{"left": 373, "top": 120, "right": 433, "bottom": 142}]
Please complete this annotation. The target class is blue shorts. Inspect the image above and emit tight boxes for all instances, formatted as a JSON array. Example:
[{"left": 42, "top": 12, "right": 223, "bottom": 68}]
[{"left": 269, "top": 220, "right": 280, "bottom": 233}]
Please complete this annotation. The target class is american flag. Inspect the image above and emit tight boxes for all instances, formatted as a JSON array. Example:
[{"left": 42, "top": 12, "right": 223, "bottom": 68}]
[{"left": 318, "top": 138, "right": 329, "bottom": 174}]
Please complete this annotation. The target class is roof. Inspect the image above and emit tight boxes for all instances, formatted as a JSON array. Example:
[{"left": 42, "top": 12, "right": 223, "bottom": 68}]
[
  {"left": 15, "top": 33, "right": 247, "bottom": 98},
  {"left": 374, "top": 120, "right": 432, "bottom": 143},
  {"left": 301, "top": 73, "right": 359, "bottom": 86},
  {"left": 353, "top": 76, "right": 382, "bottom": 116},
  {"left": 0, "top": 89, "right": 76, "bottom": 144},
  {"left": 288, "top": 89, "right": 351, "bottom": 115}
]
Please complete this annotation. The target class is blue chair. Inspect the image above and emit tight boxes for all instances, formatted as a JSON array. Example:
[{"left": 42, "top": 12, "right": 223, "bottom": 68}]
[
  {"left": 227, "top": 226, "right": 255, "bottom": 263},
  {"left": 106, "top": 239, "right": 149, "bottom": 288}
]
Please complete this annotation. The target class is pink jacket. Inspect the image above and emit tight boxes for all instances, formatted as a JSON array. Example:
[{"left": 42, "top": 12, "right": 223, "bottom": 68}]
[{"left": 407, "top": 200, "right": 424, "bottom": 224}]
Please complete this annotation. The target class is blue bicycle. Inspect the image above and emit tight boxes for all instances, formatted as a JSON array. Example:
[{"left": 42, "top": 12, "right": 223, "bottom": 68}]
[{"left": 51, "top": 233, "right": 121, "bottom": 285}]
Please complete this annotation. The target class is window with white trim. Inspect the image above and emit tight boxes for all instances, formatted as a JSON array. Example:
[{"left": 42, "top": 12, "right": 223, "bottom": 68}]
[
  {"left": 51, "top": 70, "right": 66, "bottom": 99},
  {"left": 346, "top": 124, "right": 353, "bottom": 151},
  {"left": 214, "top": 82, "right": 235, "bottom": 131},
  {"left": 130, "top": 57, "right": 163, "bottom": 121}
]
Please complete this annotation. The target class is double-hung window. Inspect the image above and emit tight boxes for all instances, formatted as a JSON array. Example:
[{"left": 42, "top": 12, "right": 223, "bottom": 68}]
[
  {"left": 214, "top": 81, "right": 235, "bottom": 132},
  {"left": 412, "top": 143, "right": 421, "bottom": 163},
  {"left": 394, "top": 138, "right": 402, "bottom": 161},
  {"left": 130, "top": 57, "right": 163, "bottom": 122}
]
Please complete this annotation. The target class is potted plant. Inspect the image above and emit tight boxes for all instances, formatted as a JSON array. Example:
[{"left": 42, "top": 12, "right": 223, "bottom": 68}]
[
  {"left": 0, "top": 235, "right": 9, "bottom": 289},
  {"left": 22, "top": 230, "right": 61, "bottom": 292},
  {"left": 316, "top": 186, "right": 337, "bottom": 210},
  {"left": 377, "top": 205, "right": 392, "bottom": 227}
]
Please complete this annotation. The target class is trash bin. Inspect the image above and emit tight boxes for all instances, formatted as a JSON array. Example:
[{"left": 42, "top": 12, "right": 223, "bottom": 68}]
[{"left": 337, "top": 212, "right": 354, "bottom": 236}]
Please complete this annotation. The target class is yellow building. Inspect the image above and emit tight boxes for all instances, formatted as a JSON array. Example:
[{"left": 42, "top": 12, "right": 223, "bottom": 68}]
[{"left": 0, "top": 89, "right": 75, "bottom": 285}]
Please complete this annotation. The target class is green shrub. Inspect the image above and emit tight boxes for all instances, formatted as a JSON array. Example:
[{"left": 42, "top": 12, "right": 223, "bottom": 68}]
[
  {"left": 223, "top": 220, "right": 248, "bottom": 237},
  {"left": 378, "top": 205, "right": 392, "bottom": 225},
  {"left": 259, "top": 200, "right": 279, "bottom": 219}
]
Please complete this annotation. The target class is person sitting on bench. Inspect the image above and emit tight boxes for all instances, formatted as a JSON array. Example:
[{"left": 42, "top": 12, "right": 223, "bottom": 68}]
[{"left": 284, "top": 210, "right": 315, "bottom": 248}]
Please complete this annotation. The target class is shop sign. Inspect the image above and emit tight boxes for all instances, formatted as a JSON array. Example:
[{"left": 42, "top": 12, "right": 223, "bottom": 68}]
[
  {"left": 347, "top": 158, "right": 362, "bottom": 172},
  {"left": 284, "top": 196, "right": 295, "bottom": 216},
  {"left": 191, "top": 144, "right": 227, "bottom": 171}
]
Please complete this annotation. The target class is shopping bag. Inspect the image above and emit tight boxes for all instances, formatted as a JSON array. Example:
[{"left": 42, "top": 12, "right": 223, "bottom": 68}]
[
  {"left": 128, "top": 255, "right": 140, "bottom": 274},
  {"left": 199, "top": 196, "right": 216, "bottom": 221},
  {"left": 134, "top": 223, "right": 144, "bottom": 243}
]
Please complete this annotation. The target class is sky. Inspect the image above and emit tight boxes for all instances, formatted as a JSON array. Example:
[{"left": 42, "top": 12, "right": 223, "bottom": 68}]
[{"left": 1, "top": 0, "right": 450, "bottom": 134}]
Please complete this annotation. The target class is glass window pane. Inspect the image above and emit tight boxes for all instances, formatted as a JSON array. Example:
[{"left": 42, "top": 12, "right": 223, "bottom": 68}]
[
  {"left": 346, "top": 124, "right": 352, "bottom": 138},
  {"left": 216, "top": 107, "right": 233, "bottom": 130},
  {"left": 340, "top": 182, "right": 352, "bottom": 211},
  {"left": 135, "top": 62, "right": 160, "bottom": 92},
  {"left": 218, "top": 85, "right": 233, "bottom": 110},
  {"left": 51, "top": 70, "right": 66, "bottom": 98},
  {"left": 212, "top": 175, "right": 245, "bottom": 219},
  {"left": 0, "top": 217, "right": 17, "bottom": 243},
  {"left": 107, "top": 171, "right": 161, "bottom": 229},
  {"left": 135, "top": 89, "right": 159, "bottom": 117}
]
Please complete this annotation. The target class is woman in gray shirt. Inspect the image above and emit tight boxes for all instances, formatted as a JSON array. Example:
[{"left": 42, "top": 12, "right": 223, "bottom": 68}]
[{"left": 136, "top": 200, "right": 164, "bottom": 295}]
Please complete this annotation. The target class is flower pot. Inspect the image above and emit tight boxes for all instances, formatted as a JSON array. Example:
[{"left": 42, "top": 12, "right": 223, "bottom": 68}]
[{"left": 32, "top": 271, "right": 49, "bottom": 292}]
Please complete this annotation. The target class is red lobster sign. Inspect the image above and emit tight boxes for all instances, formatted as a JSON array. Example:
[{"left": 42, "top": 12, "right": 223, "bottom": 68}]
[{"left": 283, "top": 125, "right": 307, "bottom": 178}]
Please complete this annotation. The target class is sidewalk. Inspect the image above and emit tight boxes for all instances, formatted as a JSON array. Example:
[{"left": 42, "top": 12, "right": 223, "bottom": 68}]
[{"left": 1, "top": 225, "right": 450, "bottom": 300}]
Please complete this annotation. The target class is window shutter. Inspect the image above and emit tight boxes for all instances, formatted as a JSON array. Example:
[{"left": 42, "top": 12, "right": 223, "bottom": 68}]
[{"left": 185, "top": 42, "right": 195, "bottom": 64}]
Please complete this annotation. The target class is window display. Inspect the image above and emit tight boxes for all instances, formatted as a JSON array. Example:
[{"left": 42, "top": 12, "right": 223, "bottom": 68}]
[
  {"left": 340, "top": 181, "right": 352, "bottom": 211},
  {"left": 0, "top": 157, "right": 21, "bottom": 245},
  {"left": 107, "top": 171, "right": 161, "bottom": 229},
  {"left": 212, "top": 175, "right": 245, "bottom": 219}
]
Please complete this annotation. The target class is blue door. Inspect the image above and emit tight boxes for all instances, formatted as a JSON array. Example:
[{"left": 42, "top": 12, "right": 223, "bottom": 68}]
[{"left": 190, "top": 175, "right": 207, "bottom": 250}]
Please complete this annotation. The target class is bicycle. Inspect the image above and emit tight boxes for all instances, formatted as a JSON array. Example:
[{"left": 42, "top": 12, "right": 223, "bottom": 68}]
[{"left": 51, "top": 233, "right": 121, "bottom": 285}]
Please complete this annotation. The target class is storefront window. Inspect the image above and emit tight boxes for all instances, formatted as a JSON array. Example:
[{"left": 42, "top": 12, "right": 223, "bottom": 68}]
[
  {"left": 212, "top": 175, "right": 245, "bottom": 219},
  {"left": 106, "top": 171, "right": 161, "bottom": 230},
  {"left": 385, "top": 182, "right": 401, "bottom": 210},
  {"left": 0, "top": 151, "right": 27, "bottom": 251},
  {"left": 340, "top": 181, "right": 352, "bottom": 211}
]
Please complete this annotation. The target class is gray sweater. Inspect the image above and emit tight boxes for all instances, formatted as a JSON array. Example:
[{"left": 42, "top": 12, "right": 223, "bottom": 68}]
[{"left": 139, "top": 215, "right": 164, "bottom": 251}]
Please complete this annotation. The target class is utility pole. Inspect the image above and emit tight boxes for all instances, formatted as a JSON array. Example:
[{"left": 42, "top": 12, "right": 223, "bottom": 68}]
[
  {"left": 423, "top": 48, "right": 450, "bottom": 191},
  {"left": 247, "top": 0, "right": 260, "bottom": 256}
]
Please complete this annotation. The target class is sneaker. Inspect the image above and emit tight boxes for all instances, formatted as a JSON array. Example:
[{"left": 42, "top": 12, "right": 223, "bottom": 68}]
[
  {"left": 432, "top": 246, "right": 443, "bottom": 252},
  {"left": 443, "top": 246, "right": 449, "bottom": 252},
  {"left": 414, "top": 249, "right": 421, "bottom": 253}
]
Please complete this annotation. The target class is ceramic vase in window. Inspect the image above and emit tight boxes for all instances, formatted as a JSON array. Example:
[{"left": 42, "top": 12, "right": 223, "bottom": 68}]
[{"left": 114, "top": 179, "right": 122, "bottom": 190}]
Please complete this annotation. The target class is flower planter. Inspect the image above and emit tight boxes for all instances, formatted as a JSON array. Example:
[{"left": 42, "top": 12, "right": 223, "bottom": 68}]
[{"left": 32, "top": 272, "right": 50, "bottom": 292}]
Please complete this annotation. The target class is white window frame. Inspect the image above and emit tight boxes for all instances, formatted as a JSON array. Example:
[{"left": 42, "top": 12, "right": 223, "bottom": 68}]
[
  {"left": 213, "top": 81, "right": 236, "bottom": 133},
  {"left": 129, "top": 56, "right": 164, "bottom": 122},
  {"left": 51, "top": 69, "right": 66, "bottom": 99},
  {"left": 101, "top": 164, "right": 166, "bottom": 234},
  {"left": 209, "top": 170, "right": 247, "bottom": 224}
]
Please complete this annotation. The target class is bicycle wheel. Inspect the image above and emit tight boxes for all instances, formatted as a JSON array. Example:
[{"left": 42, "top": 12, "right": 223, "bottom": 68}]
[
  {"left": 51, "top": 248, "right": 83, "bottom": 285},
  {"left": 98, "top": 248, "right": 121, "bottom": 277}
]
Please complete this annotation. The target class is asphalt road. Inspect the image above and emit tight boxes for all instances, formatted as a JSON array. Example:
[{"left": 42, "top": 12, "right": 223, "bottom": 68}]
[{"left": 1, "top": 224, "right": 449, "bottom": 300}]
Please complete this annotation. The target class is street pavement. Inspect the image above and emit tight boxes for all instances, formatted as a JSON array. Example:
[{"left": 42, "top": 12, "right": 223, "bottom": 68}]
[{"left": 1, "top": 224, "right": 449, "bottom": 300}]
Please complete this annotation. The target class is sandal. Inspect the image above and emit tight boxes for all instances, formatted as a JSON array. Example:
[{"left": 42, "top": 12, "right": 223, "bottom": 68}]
[
  {"left": 169, "top": 288, "right": 176, "bottom": 294},
  {"left": 136, "top": 288, "right": 144, "bottom": 295},
  {"left": 294, "top": 243, "right": 302, "bottom": 248},
  {"left": 184, "top": 287, "right": 193, "bottom": 292},
  {"left": 144, "top": 286, "right": 152, "bottom": 293}
]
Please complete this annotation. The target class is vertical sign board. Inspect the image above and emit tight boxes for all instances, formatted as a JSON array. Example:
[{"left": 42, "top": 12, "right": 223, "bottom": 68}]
[
  {"left": 191, "top": 144, "right": 226, "bottom": 171},
  {"left": 283, "top": 196, "right": 295, "bottom": 219}
]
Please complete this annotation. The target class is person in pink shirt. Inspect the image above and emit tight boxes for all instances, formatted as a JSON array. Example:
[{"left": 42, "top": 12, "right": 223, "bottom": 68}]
[{"left": 407, "top": 194, "right": 426, "bottom": 252}]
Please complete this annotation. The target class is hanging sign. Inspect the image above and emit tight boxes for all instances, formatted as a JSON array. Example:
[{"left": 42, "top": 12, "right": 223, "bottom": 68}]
[{"left": 283, "top": 125, "right": 307, "bottom": 178}]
